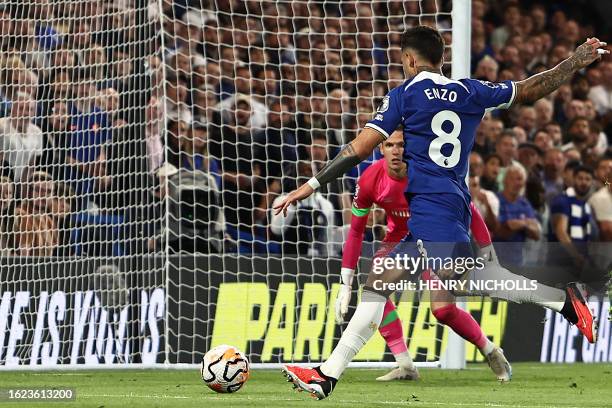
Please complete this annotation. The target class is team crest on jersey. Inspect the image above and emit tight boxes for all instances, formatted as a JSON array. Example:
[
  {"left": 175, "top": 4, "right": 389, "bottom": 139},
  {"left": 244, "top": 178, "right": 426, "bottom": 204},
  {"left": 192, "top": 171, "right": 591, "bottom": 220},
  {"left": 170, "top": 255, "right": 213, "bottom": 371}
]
[{"left": 377, "top": 96, "right": 390, "bottom": 113}]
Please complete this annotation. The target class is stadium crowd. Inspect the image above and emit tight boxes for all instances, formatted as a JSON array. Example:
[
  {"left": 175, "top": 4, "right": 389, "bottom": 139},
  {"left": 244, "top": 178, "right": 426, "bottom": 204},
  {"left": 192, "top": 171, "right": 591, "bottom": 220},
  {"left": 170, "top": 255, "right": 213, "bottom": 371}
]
[{"left": 0, "top": 0, "right": 610, "bottom": 259}]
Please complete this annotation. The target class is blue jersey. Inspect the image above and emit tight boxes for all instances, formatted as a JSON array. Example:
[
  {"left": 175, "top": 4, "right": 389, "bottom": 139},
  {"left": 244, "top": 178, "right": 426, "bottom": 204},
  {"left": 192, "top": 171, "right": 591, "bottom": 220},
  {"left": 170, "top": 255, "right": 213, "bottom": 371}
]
[{"left": 365, "top": 71, "right": 515, "bottom": 207}]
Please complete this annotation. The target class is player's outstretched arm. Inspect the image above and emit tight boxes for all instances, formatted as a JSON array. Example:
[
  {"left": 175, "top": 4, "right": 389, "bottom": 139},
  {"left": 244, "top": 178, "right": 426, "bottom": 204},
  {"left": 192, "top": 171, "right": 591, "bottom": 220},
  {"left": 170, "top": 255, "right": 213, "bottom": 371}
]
[
  {"left": 514, "top": 38, "right": 608, "bottom": 105},
  {"left": 273, "top": 128, "right": 384, "bottom": 216}
]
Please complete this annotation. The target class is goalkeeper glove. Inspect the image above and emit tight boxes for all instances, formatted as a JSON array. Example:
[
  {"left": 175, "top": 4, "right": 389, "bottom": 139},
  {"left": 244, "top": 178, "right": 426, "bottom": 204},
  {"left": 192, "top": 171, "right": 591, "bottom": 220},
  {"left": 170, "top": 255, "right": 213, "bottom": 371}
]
[{"left": 335, "top": 267, "right": 354, "bottom": 324}]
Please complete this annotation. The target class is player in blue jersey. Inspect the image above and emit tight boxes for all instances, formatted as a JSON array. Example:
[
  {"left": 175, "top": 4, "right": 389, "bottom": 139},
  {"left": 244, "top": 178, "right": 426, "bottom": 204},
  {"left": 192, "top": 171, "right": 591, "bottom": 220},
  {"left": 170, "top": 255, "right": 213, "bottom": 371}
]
[{"left": 274, "top": 26, "right": 607, "bottom": 400}]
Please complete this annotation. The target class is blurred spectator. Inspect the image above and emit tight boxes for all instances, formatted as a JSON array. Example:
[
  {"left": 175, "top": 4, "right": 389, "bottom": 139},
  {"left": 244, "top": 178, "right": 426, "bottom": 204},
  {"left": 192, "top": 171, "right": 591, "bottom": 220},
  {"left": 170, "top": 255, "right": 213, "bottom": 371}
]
[
  {"left": 253, "top": 100, "right": 297, "bottom": 189},
  {"left": 469, "top": 174, "right": 499, "bottom": 231},
  {"left": 516, "top": 106, "right": 537, "bottom": 138},
  {"left": 66, "top": 68, "right": 112, "bottom": 209},
  {"left": 533, "top": 129, "right": 553, "bottom": 152},
  {"left": 481, "top": 153, "right": 502, "bottom": 192},
  {"left": 588, "top": 61, "right": 611, "bottom": 115},
  {"left": 51, "top": 182, "right": 75, "bottom": 256},
  {"left": 518, "top": 143, "right": 543, "bottom": 174},
  {"left": 494, "top": 165, "right": 541, "bottom": 244},
  {"left": 562, "top": 160, "right": 582, "bottom": 192},
  {"left": 474, "top": 55, "right": 498, "bottom": 82},
  {"left": 561, "top": 116, "right": 591, "bottom": 155},
  {"left": 490, "top": 4, "right": 521, "bottom": 52},
  {"left": 588, "top": 157, "right": 612, "bottom": 241},
  {"left": 39, "top": 100, "right": 71, "bottom": 181},
  {"left": 209, "top": 98, "right": 266, "bottom": 230},
  {"left": 534, "top": 99, "right": 553, "bottom": 130},
  {"left": 542, "top": 148, "right": 567, "bottom": 204},
  {"left": 0, "top": 92, "right": 42, "bottom": 183},
  {"left": 495, "top": 130, "right": 521, "bottom": 189},
  {"left": 145, "top": 95, "right": 164, "bottom": 175},
  {"left": 180, "top": 120, "right": 220, "bottom": 179},
  {"left": 549, "top": 165, "right": 595, "bottom": 267},
  {"left": 13, "top": 171, "right": 58, "bottom": 256},
  {"left": 270, "top": 160, "right": 335, "bottom": 256},
  {"left": 0, "top": 176, "right": 14, "bottom": 254},
  {"left": 545, "top": 122, "right": 563, "bottom": 146}
]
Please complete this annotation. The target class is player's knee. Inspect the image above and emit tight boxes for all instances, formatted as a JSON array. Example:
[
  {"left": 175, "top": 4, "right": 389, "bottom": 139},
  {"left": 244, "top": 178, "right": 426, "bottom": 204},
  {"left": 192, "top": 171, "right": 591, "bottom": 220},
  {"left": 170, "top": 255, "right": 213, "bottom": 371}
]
[{"left": 432, "top": 304, "right": 458, "bottom": 324}]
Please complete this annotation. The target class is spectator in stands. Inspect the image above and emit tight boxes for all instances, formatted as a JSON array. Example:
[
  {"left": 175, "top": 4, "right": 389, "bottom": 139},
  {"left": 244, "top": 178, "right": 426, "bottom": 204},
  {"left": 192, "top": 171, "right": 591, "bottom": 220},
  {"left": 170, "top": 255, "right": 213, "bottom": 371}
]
[
  {"left": 545, "top": 122, "right": 563, "bottom": 146},
  {"left": 164, "top": 71, "right": 192, "bottom": 125},
  {"left": 495, "top": 130, "right": 520, "bottom": 189},
  {"left": 542, "top": 148, "right": 567, "bottom": 204},
  {"left": 0, "top": 92, "right": 43, "bottom": 183},
  {"left": 270, "top": 160, "right": 335, "bottom": 256},
  {"left": 51, "top": 182, "right": 75, "bottom": 256},
  {"left": 472, "top": 114, "right": 503, "bottom": 156},
  {"left": 548, "top": 166, "right": 593, "bottom": 244},
  {"left": 534, "top": 99, "right": 554, "bottom": 130},
  {"left": 66, "top": 68, "right": 112, "bottom": 209},
  {"left": 562, "top": 116, "right": 591, "bottom": 155},
  {"left": 490, "top": 4, "right": 521, "bottom": 52},
  {"left": 495, "top": 164, "right": 541, "bottom": 244},
  {"left": 533, "top": 129, "right": 554, "bottom": 152},
  {"left": 145, "top": 95, "right": 164, "bottom": 175},
  {"left": 588, "top": 61, "right": 611, "bottom": 115},
  {"left": 40, "top": 100, "right": 71, "bottom": 181},
  {"left": 516, "top": 106, "right": 537, "bottom": 138},
  {"left": 253, "top": 100, "right": 297, "bottom": 189},
  {"left": 474, "top": 55, "right": 498, "bottom": 82},
  {"left": 549, "top": 165, "right": 595, "bottom": 267},
  {"left": 0, "top": 176, "right": 14, "bottom": 255},
  {"left": 588, "top": 159, "right": 612, "bottom": 241},
  {"left": 481, "top": 153, "right": 502, "bottom": 192},
  {"left": 13, "top": 171, "right": 58, "bottom": 257},
  {"left": 1, "top": 56, "right": 39, "bottom": 102},
  {"left": 469, "top": 174, "right": 499, "bottom": 230},
  {"left": 180, "top": 120, "right": 220, "bottom": 178},
  {"left": 562, "top": 160, "right": 582, "bottom": 191},
  {"left": 209, "top": 96, "right": 266, "bottom": 230}
]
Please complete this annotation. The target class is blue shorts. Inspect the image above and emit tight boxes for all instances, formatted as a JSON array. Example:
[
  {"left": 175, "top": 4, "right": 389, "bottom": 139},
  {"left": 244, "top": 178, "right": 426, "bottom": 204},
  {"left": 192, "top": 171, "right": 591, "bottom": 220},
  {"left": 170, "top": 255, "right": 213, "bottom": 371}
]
[
  {"left": 388, "top": 193, "right": 473, "bottom": 262},
  {"left": 407, "top": 193, "right": 471, "bottom": 243}
]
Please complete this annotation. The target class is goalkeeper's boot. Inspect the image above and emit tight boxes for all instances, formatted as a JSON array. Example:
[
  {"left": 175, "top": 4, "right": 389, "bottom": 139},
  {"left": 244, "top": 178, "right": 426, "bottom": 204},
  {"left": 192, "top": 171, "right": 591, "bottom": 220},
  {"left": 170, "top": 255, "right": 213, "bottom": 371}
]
[
  {"left": 375, "top": 365, "right": 420, "bottom": 381},
  {"left": 562, "top": 283, "right": 597, "bottom": 343},
  {"left": 486, "top": 347, "right": 512, "bottom": 382},
  {"left": 281, "top": 365, "right": 337, "bottom": 400}
]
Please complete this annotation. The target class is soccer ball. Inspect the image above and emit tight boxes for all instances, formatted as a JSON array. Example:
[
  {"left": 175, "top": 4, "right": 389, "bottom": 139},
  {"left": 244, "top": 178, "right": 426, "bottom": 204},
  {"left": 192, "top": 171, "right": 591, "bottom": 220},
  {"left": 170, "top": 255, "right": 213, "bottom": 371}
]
[{"left": 201, "top": 344, "right": 250, "bottom": 393}]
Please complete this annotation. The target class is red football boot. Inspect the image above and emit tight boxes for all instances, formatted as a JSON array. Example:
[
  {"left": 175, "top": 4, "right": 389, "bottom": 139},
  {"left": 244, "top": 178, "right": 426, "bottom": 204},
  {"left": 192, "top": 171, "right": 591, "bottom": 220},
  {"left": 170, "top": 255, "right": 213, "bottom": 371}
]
[{"left": 281, "top": 365, "right": 337, "bottom": 400}]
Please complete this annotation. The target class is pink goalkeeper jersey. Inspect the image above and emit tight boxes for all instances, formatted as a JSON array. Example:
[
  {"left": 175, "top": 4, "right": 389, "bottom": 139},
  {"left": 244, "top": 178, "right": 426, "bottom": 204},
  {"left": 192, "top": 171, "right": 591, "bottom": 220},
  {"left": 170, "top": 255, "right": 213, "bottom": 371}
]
[
  {"left": 342, "top": 159, "right": 491, "bottom": 270},
  {"left": 342, "top": 159, "right": 410, "bottom": 270}
]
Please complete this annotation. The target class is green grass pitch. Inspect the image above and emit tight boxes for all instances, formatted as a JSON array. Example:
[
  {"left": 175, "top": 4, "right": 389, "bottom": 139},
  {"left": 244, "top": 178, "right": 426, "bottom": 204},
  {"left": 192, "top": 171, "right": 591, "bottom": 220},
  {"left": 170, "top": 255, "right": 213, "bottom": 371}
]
[{"left": 0, "top": 363, "right": 611, "bottom": 407}]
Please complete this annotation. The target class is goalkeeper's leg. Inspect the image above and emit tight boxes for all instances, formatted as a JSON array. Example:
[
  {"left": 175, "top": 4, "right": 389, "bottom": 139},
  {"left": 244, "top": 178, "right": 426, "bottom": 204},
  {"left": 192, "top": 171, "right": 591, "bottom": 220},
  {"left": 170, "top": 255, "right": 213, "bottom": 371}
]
[
  {"left": 375, "top": 299, "right": 419, "bottom": 381},
  {"left": 283, "top": 264, "right": 406, "bottom": 399}
]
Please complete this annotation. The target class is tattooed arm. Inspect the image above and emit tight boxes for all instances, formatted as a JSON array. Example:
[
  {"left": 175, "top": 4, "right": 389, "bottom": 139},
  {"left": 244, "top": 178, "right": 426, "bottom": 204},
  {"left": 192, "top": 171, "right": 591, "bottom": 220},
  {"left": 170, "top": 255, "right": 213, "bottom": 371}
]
[
  {"left": 273, "top": 127, "right": 385, "bottom": 216},
  {"left": 514, "top": 38, "right": 608, "bottom": 105}
]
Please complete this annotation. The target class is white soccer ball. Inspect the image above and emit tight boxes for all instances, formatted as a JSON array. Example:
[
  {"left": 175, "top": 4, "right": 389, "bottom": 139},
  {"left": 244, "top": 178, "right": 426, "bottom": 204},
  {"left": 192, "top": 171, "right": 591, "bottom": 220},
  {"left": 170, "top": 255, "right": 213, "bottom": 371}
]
[{"left": 201, "top": 344, "right": 250, "bottom": 393}]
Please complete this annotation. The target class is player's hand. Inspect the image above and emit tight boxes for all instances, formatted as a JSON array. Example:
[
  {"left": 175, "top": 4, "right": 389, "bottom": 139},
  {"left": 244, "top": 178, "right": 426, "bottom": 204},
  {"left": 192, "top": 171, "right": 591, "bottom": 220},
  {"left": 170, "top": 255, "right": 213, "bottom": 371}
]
[
  {"left": 273, "top": 183, "right": 314, "bottom": 216},
  {"left": 335, "top": 284, "right": 352, "bottom": 324},
  {"left": 335, "top": 268, "right": 355, "bottom": 324},
  {"left": 571, "top": 38, "right": 609, "bottom": 69}
]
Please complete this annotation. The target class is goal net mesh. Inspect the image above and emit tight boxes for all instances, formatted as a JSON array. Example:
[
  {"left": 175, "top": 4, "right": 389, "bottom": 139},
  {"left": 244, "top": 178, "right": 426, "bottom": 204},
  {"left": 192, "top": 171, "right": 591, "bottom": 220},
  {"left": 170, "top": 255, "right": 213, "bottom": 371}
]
[{"left": 0, "top": 0, "right": 498, "bottom": 369}]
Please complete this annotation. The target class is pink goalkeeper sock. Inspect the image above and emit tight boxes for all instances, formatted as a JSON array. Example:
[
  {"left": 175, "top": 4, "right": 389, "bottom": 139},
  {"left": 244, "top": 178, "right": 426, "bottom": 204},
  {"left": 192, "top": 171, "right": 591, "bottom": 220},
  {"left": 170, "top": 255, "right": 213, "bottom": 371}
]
[
  {"left": 432, "top": 304, "right": 487, "bottom": 350},
  {"left": 379, "top": 299, "right": 408, "bottom": 356}
]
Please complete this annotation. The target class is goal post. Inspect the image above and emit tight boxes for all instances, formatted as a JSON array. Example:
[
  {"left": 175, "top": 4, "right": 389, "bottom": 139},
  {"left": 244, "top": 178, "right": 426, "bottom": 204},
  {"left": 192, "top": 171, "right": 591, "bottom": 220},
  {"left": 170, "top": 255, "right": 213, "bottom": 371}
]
[{"left": 0, "top": 0, "right": 476, "bottom": 371}]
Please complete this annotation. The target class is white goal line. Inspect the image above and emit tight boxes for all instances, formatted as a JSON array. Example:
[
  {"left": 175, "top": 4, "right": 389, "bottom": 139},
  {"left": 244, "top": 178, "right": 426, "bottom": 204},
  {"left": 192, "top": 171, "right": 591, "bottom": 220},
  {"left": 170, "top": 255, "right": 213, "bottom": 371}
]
[{"left": 0, "top": 361, "right": 441, "bottom": 371}]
